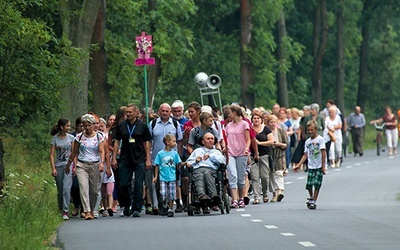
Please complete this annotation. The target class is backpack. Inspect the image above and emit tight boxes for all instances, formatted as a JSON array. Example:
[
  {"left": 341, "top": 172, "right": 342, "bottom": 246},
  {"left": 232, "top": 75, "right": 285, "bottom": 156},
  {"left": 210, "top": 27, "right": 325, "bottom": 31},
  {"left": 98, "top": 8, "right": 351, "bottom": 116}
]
[{"left": 151, "top": 118, "right": 179, "bottom": 137}]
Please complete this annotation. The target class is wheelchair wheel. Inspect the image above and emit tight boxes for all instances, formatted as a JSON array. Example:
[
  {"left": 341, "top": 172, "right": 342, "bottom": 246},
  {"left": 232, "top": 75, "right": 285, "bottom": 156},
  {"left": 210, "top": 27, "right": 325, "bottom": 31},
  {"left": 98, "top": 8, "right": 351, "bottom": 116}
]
[
  {"left": 219, "top": 202, "right": 225, "bottom": 214},
  {"left": 223, "top": 193, "right": 230, "bottom": 214},
  {"left": 188, "top": 205, "right": 194, "bottom": 216}
]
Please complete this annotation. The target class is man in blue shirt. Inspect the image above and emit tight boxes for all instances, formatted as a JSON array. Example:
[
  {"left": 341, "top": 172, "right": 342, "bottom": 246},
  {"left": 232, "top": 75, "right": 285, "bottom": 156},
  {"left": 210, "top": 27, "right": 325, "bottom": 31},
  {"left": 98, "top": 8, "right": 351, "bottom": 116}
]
[{"left": 347, "top": 106, "right": 366, "bottom": 156}]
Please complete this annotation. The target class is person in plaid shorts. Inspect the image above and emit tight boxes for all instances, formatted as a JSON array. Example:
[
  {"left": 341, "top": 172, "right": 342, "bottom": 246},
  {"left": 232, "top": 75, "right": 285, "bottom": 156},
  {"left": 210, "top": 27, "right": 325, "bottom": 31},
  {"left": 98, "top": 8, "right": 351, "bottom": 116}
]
[
  {"left": 294, "top": 120, "right": 326, "bottom": 210},
  {"left": 153, "top": 134, "right": 186, "bottom": 217}
]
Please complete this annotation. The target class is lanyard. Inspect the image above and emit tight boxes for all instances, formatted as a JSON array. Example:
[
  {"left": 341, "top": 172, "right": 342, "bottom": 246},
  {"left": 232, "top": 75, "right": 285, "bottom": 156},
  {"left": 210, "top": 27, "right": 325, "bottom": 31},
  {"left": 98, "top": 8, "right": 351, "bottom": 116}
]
[{"left": 127, "top": 123, "right": 136, "bottom": 138}]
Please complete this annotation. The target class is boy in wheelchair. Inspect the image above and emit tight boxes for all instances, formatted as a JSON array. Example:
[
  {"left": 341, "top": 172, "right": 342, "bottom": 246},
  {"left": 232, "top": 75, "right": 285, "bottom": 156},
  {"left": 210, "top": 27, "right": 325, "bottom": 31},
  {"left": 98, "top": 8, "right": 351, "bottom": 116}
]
[{"left": 186, "top": 133, "right": 226, "bottom": 214}]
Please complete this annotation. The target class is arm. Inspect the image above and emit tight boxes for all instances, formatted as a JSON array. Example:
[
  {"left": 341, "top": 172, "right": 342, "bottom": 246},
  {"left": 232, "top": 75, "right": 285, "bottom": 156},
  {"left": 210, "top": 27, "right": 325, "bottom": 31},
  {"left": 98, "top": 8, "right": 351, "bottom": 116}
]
[
  {"left": 153, "top": 165, "right": 159, "bottom": 183},
  {"left": 98, "top": 141, "right": 105, "bottom": 172},
  {"left": 103, "top": 138, "right": 111, "bottom": 177},
  {"left": 111, "top": 139, "right": 120, "bottom": 168},
  {"left": 66, "top": 140, "right": 79, "bottom": 175},
  {"left": 293, "top": 152, "right": 307, "bottom": 171},
  {"left": 370, "top": 117, "right": 383, "bottom": 124},
  {"left": 321, "top": 148, "right": 326, "bottom": 175},
  {"left": 49, "top": 144, "right": 57, "bottom": 177},
  {"left": 143, "top": 140, "right": 152, "bottom": 169},
  {"left": 244, "top": 129, "right": 251, "bottom": 155},
  {"left": 256, "top": 132, "right": 274, "bottom": 147}
]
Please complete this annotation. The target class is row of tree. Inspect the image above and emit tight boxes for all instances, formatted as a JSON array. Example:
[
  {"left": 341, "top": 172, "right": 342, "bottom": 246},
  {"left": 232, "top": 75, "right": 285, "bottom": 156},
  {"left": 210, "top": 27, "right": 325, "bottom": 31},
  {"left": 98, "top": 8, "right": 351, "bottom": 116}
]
[{"left": 1, "top": 0, "right": 400, "bottom": 129}]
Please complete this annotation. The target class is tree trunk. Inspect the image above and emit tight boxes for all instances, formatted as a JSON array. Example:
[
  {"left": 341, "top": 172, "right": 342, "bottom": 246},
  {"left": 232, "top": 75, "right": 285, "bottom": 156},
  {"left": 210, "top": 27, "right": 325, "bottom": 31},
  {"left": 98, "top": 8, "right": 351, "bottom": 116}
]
[
  {"left": 357, "top": 0, "right": 372, "bottom": 111},
  {"left": 0, "top": 139, "right": 4, "bottom": 193},
  {"left": 90, "top": 0, "right": 110, "bottom": 118},
  {"left": 276, "top": 11, "right": 289, "bottom": 108},
  {"left": 60, "top": 0, "right": 102, "bottom": 122},
  {"left": 239, "top": 0, "right": 255, "bottom": 108},
  {"left": 311, "top": 0, "right": 328, "bottom": 106},
  {"left": 335, "top": 0, "right": 345, "bottom": 114}
]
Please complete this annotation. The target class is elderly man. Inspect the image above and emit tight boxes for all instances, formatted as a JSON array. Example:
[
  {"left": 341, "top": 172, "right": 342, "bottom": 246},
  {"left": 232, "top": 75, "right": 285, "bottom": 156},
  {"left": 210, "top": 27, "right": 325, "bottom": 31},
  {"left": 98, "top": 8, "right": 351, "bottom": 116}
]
[
  {"left": 347, "top": 106, "right": 366, "bottom": 156},
  {"left": 187, "top": 133, "right": 225, "bottom": 205}
]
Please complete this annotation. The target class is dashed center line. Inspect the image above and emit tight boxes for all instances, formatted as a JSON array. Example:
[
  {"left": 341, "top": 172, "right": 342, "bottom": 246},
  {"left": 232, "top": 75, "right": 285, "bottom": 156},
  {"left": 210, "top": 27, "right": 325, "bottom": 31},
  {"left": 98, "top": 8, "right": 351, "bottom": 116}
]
[
  {"left": 297, "top": 177, "right": 306, "bottom": 180},
  {"left": 264, "top": 225, "right": 278, "bottom": 229},
  {"left": 298, "top": 241, "right": 316, "bottom": 247},
  {"left": 241, "top": 214, "right": 251, "bottom": 217},
  {"left": 251, "top": 219, "right": 263, "bottom": 223},
  {"left": 285, "top": 181, "right": 293, "bottom": 184},
  {"left": 281, "top": 233, "right": 295, "bottom": 236}
]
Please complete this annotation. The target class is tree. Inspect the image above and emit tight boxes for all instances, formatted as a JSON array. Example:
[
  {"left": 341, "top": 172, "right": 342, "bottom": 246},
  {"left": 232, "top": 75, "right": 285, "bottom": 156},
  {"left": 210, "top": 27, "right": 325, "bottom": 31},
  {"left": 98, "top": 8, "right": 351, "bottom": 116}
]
[
  {"left": 90, "top": 0, "right": 110, "bottom": 117},
  {"left": 311, "top": 0, "right": 328, "bottom": 106},
  {"left": 239, "top": 0, "right": 255, "bottom": 108},
  {"left": 59, "top": 0, "right": 102, "bottom": 121},
  {"left": 335, "top": 0, "right": 345, "bottom": 114},
  {"left": 276, "top": 11, "right": 289, "bottom": 108}
]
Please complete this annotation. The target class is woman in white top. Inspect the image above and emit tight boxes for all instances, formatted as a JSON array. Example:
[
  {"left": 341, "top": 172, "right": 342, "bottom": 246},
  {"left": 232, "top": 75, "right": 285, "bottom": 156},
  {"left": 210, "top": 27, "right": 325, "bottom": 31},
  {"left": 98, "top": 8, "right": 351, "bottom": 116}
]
[
  {"left": 66, "top": 114, "right": 110, "bottom": 220},
  {"left": 324, "top": 106, "right": 342, "bottom": 168}
]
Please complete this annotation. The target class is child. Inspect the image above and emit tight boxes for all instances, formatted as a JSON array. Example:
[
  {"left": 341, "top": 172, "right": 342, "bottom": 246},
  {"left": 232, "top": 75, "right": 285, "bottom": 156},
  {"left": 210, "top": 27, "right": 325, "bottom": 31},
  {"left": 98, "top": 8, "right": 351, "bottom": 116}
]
[
  {"left": 293, "top": 120, "right": 326, "bottom": 210},
  {"left": 153, "top": 134, "right": 185, "bottom": 217},
  {"left": 101, "top": 167, "right": 115, "bottom": 217}
]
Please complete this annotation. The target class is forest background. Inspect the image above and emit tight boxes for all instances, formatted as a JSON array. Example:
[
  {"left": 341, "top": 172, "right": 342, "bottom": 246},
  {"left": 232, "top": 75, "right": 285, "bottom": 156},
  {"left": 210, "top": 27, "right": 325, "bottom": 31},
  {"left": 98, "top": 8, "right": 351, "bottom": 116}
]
[{"left": 1, "top": 0, "right": 400, "bottom": 248}]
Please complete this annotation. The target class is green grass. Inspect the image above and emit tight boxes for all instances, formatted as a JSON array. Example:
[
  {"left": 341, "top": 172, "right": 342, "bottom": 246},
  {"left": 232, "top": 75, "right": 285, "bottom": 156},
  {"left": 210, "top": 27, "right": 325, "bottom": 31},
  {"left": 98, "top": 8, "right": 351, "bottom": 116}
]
[
  {"left": 345, "top": 126, "right": 389, "bottom": 155},
  {"left": 0, "top": 135, "right": 62, "bottom": 249}
]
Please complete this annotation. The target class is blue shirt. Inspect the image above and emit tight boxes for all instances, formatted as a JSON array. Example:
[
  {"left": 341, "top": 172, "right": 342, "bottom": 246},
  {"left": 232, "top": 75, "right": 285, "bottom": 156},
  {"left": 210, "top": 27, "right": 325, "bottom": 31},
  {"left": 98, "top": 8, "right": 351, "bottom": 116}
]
[
  {"left": 149, "top": 117, "right": 183, "bottom": 163},
  {"left": 347, "top": 113, "right": 366, "bottom": 128},
  {"left": 154, "top": 150, "right": 182, "bottom": 182}
]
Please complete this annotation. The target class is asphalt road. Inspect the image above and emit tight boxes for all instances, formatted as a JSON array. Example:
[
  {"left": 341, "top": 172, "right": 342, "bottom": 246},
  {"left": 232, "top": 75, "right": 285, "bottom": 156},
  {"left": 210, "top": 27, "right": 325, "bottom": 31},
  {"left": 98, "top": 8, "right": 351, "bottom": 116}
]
[{"left": 57, "top": 149, "right": 400, "bottom": 250}]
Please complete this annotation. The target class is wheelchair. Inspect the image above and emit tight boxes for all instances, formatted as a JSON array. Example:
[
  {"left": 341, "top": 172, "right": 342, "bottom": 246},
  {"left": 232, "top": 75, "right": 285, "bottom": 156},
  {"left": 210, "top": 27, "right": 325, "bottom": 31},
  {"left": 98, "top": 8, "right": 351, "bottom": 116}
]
[{"left": 186, "top": 164, "right": 230, "bottom": 216}]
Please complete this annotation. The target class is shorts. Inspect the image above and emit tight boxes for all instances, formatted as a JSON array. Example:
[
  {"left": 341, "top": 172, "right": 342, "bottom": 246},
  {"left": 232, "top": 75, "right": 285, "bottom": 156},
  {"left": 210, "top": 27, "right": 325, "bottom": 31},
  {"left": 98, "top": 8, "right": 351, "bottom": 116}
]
[
  {"left": 305, "top": 168, "right": 324, "bottom": 190},
  {"left": 160, "top": 180, "right": 176, "bottom": 202}
]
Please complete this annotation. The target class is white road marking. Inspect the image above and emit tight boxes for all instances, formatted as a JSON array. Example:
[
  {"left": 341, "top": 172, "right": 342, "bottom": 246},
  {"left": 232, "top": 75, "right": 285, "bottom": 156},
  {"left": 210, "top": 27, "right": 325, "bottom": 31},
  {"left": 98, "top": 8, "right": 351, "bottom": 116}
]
[
  {"left": 285, "top": 181, "right": 293, "bottom": 185},
  {"left": 264, "top": 225, "right": 278, "bottom": 229},
  {"left": 355, "top": 163, "right": 361, "bottom": 166},
  {"left": 334, "top": 169, "right": 341, "bottom": 172},
  {"left": 281, "top": 233, "right": 295, "bottom": 236},
  {"left": 364, "top": 161, "right": 370, "bottom": 164},
  {"left": 236, "top": 208, "right": 245, "bottom": 212},
  {"left": 241, "top": 214, "right": 251, "bottom": 217},
  {"left": 251, "top": 219, "right": 263, "bottom": 223},
  {"left": 346, "top": 166, "right": 352, "bottom": 168},
  {"left": 297, "top": 177, "right": 306, "bottom": 180},
  {"left": 298, "top": 241, "right": 316, "bottom": 247}
]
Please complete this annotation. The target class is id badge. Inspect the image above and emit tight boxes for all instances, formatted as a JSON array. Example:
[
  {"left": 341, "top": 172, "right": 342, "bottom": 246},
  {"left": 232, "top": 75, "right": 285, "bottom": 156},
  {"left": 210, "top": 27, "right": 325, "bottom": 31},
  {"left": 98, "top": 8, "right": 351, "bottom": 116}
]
[{"left": 129, "top": 138, "right": 135, "bottom": 143}]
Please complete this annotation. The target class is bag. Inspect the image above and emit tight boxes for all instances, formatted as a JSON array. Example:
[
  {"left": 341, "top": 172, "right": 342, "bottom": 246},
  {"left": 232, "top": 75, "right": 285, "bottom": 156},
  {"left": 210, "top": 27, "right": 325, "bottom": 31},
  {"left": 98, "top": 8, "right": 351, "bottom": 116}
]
[
  {"left": 328, "top": 130, "right": 336, "bottom": 142},
  {"left": 268, "top": 155, "right": 274, "bottom": 170}
]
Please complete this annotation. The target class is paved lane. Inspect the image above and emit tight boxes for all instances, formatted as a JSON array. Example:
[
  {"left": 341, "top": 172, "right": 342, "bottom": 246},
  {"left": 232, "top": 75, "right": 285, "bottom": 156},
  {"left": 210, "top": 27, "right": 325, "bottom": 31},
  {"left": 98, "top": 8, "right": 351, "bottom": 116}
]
[{"left": 57, "top": 150, "right": 400, "bottom": 250}]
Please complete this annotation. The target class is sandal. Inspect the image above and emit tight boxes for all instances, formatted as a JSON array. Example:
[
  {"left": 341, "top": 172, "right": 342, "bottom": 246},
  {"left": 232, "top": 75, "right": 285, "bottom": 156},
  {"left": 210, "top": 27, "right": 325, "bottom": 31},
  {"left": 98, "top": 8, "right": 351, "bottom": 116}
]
[
  {"left": 199, "top": 194, "right": 210, "bottom": 200},
  {"left": 263, "top": 195, "right": 269, "bottom": 203},
  {"left": 238, "top": 199, "right": 245, "bottom": 208},
  {"left": 252, "top": 199, "right": 260, "bottom": 204},
  {"left": 230, "top": 200, "right": 238, "bottom": 208},
  {"left": 72, "top": 208, "right": 79, "bottom": 217}
]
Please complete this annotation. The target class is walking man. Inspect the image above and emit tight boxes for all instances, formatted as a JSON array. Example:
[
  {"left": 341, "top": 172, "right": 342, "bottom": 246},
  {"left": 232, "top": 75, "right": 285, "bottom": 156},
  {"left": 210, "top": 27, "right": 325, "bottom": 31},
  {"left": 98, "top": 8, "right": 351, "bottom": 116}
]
[
  {"left": 111, "top": 103, "right": 152, "bottom": 217},
  {"left": 347, "top": 106, "right": 366, "bottom": 156}
]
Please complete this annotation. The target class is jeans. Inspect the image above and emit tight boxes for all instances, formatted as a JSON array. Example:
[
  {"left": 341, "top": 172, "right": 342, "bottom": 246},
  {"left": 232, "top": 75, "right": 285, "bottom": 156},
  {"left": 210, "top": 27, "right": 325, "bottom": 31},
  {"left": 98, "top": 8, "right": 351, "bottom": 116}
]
[{"left": 118, "top": 159, "right": 145, "bottom": 212}]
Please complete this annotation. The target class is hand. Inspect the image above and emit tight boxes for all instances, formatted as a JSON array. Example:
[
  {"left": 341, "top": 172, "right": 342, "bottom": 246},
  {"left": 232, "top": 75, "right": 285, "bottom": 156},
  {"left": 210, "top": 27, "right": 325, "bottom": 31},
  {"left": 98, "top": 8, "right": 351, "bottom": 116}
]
[
  {"left": 99, "top": 162, "right": 104, "bottom": 172},
  {"left": 321, "top": 166, "right": 326, "bottom": 175},
  {"left": 196, "top": 156, "right": 202, "bottom": 163},
  {"left": 106, "top": 167, "right": 112, "bottom": 178},
  {"left": 152, "top": 177, "right": 157, "bottom": 183},
  {"left": 65, "top": 166, "right": 70, "bottom": 175},
  {"left": 145, "top": 159, "right": 152, "bottom": 170},
  {"left": 293, "top": 165, "right": 299, "bottom": 172},
  {"left": 254, "top": 154, "right": 260, "bottom": 162},
  {"left": 111, "top": 158, "right": 117, "bottom": 169},
  {"left": 202, "top": 154, "right": 209, "bottom": 161},
  {"left": 51, "top": 168, "right": 57, "bottom": 177}
]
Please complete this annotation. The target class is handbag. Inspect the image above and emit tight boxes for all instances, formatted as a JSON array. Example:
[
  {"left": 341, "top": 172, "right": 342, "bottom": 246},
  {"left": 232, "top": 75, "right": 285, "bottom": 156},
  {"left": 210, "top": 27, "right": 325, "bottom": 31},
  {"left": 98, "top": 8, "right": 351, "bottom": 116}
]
[
  {"left": 328, "top": 130, "right": 336, "bottom": 142},
  {"left": 268, "top": 154, "right": 274, "bottom": 170}
]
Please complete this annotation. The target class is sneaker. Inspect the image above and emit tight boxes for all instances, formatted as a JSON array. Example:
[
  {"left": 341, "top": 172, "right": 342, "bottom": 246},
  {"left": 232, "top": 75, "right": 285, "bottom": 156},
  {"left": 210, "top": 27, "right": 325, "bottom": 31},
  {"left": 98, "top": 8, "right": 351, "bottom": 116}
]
[
  {"left": 93, "top": 211, "right": 99, "bottom": 219},
  {"left": 102, "top": 211, "right": 108, "bottom": 217},
  {"left": 119, "top": 210, "right": 125, "bottom": 217},
  {"left": 308, "top": 201, "right": 317, "bottom": 210},
  {"left": 112, "top": 207, "right": 118, "bottom": 213},
  {"left": 132, "top": 211, "right": 141, "bottom": 217},
  {"left": 123, "top": 207, "right": 132, "bottom": 217},
  {"left": 230, "top": 200, "right": 238, "bottom": 208},
  {"left": 306, "top": 198, "right": 314, "bottom": 208},
  {"left": 212, "top": 206, "right": 219, "bottom": 211},
  {"left": 62, "top": 212, "right": 69, "bottom": 220},
  {"left": 107, "top": 208, "right": 114, "bottom": 217},
  {"left": 99, "top": 207, "right": 105, "bottom": 214},
  {"left": 152, "top": 207, "right": 159, "bottom": 215},
  {"left": 238, "top": 199, "right": 245, "bottom": 208},
  {"left": 167, "top": 210, "right": 174, "bottom": 217},
  {"left": 243, "top": 196, "right": 250, "bottom": 205},
  {"left": 145, "top": 206, "right": 152, "bottom": 215},
  {"left": 175, "top": 204, "right": 183, "bottom": 213}
]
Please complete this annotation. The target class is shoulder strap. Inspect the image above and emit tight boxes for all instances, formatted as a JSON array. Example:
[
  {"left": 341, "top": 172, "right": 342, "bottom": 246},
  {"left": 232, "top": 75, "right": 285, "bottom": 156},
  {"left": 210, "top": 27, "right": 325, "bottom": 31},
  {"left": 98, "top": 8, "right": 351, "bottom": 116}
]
[{"left": 78, "top": 133, "right": 84, "bottom": 143}]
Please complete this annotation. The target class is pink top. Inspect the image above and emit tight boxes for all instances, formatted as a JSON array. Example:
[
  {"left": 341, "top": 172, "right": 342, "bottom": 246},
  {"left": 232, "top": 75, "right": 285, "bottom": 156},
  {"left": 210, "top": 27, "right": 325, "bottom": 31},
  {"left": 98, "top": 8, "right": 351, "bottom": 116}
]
[{"left": 226, "top": 120, "right": 250, "bottom": 157}]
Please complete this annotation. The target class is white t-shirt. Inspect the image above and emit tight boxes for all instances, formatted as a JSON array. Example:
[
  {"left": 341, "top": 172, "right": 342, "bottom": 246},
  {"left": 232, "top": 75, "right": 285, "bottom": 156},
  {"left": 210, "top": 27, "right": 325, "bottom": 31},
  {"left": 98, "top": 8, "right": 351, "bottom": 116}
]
[
  {"left": 76, "top": 132, "right": 104, "bottom": 162},
  {"left": 324, "top": 115, "right": 342, "bottom": 142},
  {"left": 304, "top": 135, "right": 326, "bottom": 169}
]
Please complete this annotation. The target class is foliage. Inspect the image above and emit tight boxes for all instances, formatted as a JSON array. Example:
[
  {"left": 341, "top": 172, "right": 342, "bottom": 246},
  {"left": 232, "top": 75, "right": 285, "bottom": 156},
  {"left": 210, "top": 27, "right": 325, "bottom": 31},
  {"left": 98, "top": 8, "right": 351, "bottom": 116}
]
[{"left": 0, "top": 134, "right": 61, "bottom": 249}]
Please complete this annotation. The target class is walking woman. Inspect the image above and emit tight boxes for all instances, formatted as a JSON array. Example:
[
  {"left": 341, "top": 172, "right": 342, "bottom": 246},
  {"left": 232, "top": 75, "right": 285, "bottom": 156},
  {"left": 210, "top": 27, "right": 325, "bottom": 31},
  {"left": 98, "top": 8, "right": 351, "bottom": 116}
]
[
  {"left": 66, "top": 114, "right": 107, "bottom": 220},
  {"left": 250, "top": 112, "right": 274, "bottom": 204},
  {"left": 370, "top": 106, "right": 398, "bottom": 155},
  {"left": 225, "top": 104, "right": 251, "bottom": 208},
  {"left": 265, "top": 115, "right": 288, "bottom": 202},
  {"left": 50, "top": 118, "right": 75, "bottom": 220}
]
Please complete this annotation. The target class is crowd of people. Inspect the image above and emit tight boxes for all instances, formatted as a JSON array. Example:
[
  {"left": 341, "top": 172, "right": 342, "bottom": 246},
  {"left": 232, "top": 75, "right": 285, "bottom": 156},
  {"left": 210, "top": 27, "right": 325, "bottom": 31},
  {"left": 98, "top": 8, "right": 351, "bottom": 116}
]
[{"left": 49, "top": 99, "right": 398, "bottom": 218}]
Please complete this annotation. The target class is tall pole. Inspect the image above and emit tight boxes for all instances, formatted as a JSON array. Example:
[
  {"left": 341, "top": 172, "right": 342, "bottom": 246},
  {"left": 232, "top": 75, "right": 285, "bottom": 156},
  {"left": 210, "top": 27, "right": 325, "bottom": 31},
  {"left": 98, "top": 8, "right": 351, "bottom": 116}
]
[{"left": 144, "top": 65, "right": 149, "bottom": 123}]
